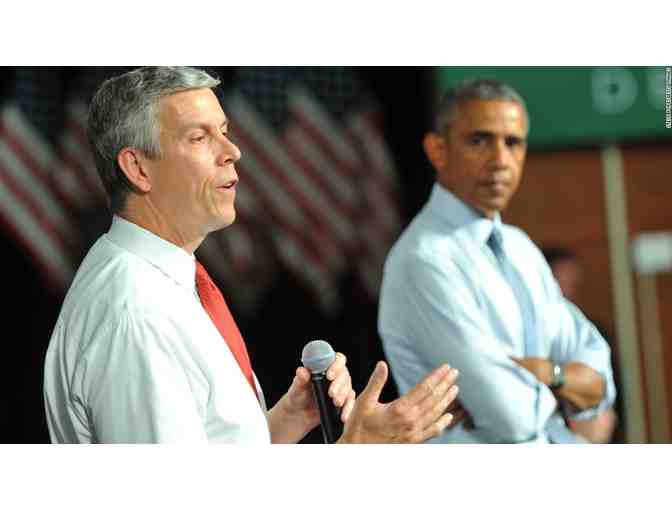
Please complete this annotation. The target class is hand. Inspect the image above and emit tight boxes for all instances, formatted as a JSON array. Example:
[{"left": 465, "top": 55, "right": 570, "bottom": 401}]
[
  {"left": 511, "top": 357, "right": 553, "bottom": 385},
  {"left": 568, "top": 408, "right": 617, "bottom": 443},
  {"left": 283, "top": 352, "right": 356, "bottom": 430},
  {"left": 338, "top": 361, "right": 459, "bottom": 443}
]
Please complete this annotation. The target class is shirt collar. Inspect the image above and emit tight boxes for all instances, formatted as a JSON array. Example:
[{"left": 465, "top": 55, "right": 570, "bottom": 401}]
[
  {"left": 426, "top": 182, "right": 502, "bottom": 247},
  {"left": 105, "top": 215, "right": 197, "bottom": 293}
]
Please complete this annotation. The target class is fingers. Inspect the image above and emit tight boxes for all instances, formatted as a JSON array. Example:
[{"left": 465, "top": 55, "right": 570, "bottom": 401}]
[
  {"left": 326, "top": 353, "right": 352, "bottom": 407},
  {"left": 326, "top": 352, "right": 347, "bottom": 380},
  {"left": 360, "top": 361, "right": 389, "bottom": 404},
  {"left": 417, "top": 410, "right": 456, "bottom": 442},
  {"left": 415, "top": 383, "right": 459, "bottom": 432},
  {"left": 416, "top": 367, "right": 459, "bottom": 411},
  {"left": 340, "top": 389, "right": 356, "bottom": 423},
  {"left": 403, "top": 364, "right": 454, "bottom": 406},
  {"left": 294, "top": 366, "right": 311, "bottom": 386},
  {"left": 383, "top": 365, "right": 459, "bottom": 442},
  {"left": 402, "top": 364, "right": 451, "bottom": 405}
]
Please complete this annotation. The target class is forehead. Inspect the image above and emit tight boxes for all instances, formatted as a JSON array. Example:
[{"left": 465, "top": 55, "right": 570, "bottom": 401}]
[
  {"left": 452, "top": 99, "right": 528, "bottom": 135},
  {"left": 158, "top": 88, "right": 226, "bottom": 128}
]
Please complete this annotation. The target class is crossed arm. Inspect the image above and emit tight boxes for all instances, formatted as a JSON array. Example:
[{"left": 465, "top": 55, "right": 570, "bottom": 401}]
[
  {"left": 380, "top": 256, "right": 615, "bottom": 442},
  {"left": 512, "top": 357, "right": 605, "bottom": 410}
]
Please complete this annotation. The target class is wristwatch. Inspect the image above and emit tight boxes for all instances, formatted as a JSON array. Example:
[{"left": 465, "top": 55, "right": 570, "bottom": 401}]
[{"left": 549, "top": 363, "right": 565, "bottom": 390}]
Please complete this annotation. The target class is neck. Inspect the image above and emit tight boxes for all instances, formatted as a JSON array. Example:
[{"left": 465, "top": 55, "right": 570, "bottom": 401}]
[{"left": 119, "top": 198, "right": 205, "bottom": 255}]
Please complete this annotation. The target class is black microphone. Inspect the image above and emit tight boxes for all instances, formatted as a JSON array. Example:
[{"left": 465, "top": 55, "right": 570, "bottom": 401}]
[{"left": 301, "top": 339, "right": 344, "bottom": 444}]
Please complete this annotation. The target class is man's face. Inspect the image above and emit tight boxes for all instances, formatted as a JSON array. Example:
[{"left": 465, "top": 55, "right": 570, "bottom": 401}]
[
  {"left": 146, "top": 88, "right": 241, "bottom": 242},
  {"left": 431, "top": 99, "right": 528, "bottom": 218}
]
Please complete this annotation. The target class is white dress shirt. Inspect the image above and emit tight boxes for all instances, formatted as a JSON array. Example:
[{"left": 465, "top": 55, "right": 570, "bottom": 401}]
[
  {"left": 378, "top": 183, "right": 616, "bottom": 443},
  {"left": 44, "top": 216, "right": 271, "bottom": 443}
]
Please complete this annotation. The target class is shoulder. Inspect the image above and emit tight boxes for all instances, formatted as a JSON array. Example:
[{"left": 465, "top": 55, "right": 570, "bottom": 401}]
[
  {"left": 386, "top": 210, "right": 463, "bottom": 275},
  {"left": 381, "top": 216, "right": 475, "bottom": 309},
  {"left": 58, "top": 236, "right": 191, "bottom": 347}
]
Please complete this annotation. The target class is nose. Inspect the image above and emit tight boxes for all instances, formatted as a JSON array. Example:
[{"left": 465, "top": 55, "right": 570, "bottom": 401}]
[
  {"left": 216, "top": 135, "right": 241, "bottom": 166},
  {"left": 489, "top": 138, "right": 509, "bottom": 169}
]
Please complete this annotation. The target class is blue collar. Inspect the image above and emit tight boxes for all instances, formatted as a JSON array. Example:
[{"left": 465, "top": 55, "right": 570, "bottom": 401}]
[{"left": 426, "top": 182, "right": 502, "bottom": 247}]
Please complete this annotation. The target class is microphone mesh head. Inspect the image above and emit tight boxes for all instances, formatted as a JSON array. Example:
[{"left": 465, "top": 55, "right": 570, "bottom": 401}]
[{"left": 301, "top": 339, "right": 335, "bottom": 374}]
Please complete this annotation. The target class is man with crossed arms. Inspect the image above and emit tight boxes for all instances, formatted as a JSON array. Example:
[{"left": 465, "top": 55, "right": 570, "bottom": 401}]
[{"left": 379, "top": 79, "right": 616, "bottom": 443}]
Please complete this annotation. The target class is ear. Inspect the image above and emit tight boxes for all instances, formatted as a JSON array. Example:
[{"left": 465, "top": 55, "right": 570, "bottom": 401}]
[
  {"left": 422, "top": 132, "right": 447, "bottom": 172},
  {"left": 117, "top": 148, "right": 152, "bottom": 193}
]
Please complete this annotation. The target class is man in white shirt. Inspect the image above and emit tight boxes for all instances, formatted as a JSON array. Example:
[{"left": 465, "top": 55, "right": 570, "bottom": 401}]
[{"left": 44, "top": 66, "right": 460, "bottom": 444}]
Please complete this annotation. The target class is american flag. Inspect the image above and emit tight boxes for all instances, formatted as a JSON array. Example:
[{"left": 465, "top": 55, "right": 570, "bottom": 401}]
[
  {"left": 0, "top": 67, "right": 125, "bottom": 293},
  {"left": 294, "top": 67, "right": 402, "bottom": 298},
  {"left": 0, "top": 68, "right": 79, "bottom": 291},
  {"left": 221, "top": 67, "right": 402, "bottom": 314}
]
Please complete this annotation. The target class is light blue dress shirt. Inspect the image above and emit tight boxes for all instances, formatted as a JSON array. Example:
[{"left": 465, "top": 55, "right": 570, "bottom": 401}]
[{"left": 378, "top": 183, "right": 616, "bottom": 443}]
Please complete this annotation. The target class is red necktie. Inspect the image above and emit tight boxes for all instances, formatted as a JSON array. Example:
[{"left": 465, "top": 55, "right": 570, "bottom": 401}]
[{"left": 195, "top": 261, "right": 257, "bottom": 398}]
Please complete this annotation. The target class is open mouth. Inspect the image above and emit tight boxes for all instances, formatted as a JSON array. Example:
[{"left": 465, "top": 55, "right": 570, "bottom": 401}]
[{"left": 219, "top": 179, "right": 238, "bottom": 190}]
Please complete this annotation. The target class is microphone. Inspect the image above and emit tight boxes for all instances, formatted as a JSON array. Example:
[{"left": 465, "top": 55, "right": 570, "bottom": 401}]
[{"left": 301, "top": 339, "right": 344, "bottom": 444}]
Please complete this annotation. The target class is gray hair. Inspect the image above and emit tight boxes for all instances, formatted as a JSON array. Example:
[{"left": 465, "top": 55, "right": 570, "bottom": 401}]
[
  {"left": 435, "top": 78, "right": 528, "bottom": 134},
  {"left": 88, "top": 66, "right": 221, "bottom": 212}
]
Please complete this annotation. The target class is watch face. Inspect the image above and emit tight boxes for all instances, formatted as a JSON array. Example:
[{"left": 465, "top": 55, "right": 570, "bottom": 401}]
[{"left": 551, "top": 364, "right": 565, "bottom": 389}]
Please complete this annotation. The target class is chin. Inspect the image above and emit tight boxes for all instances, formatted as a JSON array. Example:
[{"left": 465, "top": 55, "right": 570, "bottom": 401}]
[
  {"left": 206, "top": 211, "right": 236, "bottom": 233},
  {"left": 221, "top": 210, "right": 237, "bottom": 228},
  {"left": 489, "top": 197, "right": 510, "bottom": 212}
]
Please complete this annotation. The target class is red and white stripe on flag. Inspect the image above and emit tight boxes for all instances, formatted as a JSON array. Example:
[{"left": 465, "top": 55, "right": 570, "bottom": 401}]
[
  {"left": 224, "top": 93, "right": 342, "bottom": 313},
  {"left": 60, "top": 100, "right": 107, "bottom": 207},
  {"left": 347, "top": 109, "right": 402, "bottom": 298},
  {"left": 283, "top": 84, "right": 402, "bottom": 299},
  {"left": 0, "top": 105, "right": 77, "bottom": 290},
  {"left": 285, "top": 85, "right": 360, "bottom": 255}
]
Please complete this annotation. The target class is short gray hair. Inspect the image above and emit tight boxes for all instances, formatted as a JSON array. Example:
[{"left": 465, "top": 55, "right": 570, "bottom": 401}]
[
  {"left": 435, "top": 78, "right": 528, "bottom": 134},
  {"left": 88, "top": 66, "right": 221, "bottom": 213}
]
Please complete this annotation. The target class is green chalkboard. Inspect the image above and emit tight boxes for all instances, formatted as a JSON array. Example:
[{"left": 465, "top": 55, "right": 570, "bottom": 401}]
[{"left": 437, "top": 67, "right": 671, "bottom": 149}]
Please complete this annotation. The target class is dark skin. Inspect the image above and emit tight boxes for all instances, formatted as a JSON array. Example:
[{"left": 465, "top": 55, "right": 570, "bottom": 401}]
[
  {"left": 424, "top": 99, "right": 606, "bottom": 425},
  {"left": 511, "top": 358, "right": 606, "bottom": 410}
]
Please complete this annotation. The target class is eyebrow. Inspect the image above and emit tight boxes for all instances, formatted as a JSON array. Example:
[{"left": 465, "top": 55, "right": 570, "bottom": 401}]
[
  {"left": 181, "top": 119, "right": 229, "bottom": 132},
  {"left": 470, "top": 130, "right": 494, "bottom": 138},
  {"left": 468, "top": 130, "right": 526, "bottom": 141}
]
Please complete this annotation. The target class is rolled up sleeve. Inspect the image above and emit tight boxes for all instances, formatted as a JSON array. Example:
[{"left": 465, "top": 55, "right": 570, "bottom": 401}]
[{"left": 548, "top": 298, "right": 617, "bottom": 420}]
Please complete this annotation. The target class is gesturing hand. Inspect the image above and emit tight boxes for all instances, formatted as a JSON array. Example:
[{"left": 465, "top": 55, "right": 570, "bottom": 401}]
[{"left": 338, "top": 361, "right": 459, "bottom": 444}]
